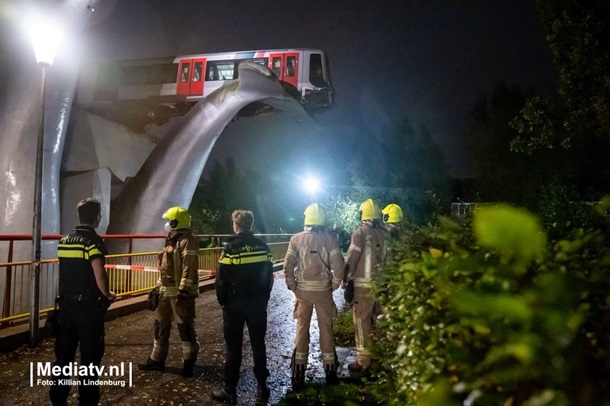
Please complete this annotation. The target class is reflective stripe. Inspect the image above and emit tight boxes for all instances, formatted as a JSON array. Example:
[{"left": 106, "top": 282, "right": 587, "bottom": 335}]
[
  {"left": 296, "top": 280, "right": 332, "bottom": 291},
  {"left": 58, "top": 243, "right": 101, "bottom": 260},
  {"left": 57, "top": 248, "right": 86, "bottom": 259},
  {"left": 322, "top": 352, "right": 336, "bottom": 361},
  {"left": 353, "top": 277, "right": 373, "bottom": 288},
  {"left": 85, "top": 244, "right": 102, "bottom": 257},
  {"left": 364, "top": 235, "right": 372, "bottom": 280},
  {"left": 355, "top": 317, "right": 365, "bottom": 351},
  {"left": 160, "top": 286, "right": 179, "bottom": 296},
  {"left": 220, "top": 251, "right": 269, "bottom": 265},
  {"left": 182, "top": 342, "right": 190, "bottom": 355}
]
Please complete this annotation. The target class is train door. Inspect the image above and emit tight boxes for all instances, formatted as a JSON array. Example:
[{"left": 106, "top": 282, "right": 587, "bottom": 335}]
[
  {"left": 269, "top": 52, "right": 299, "bottom": 89},
  {"left": 176, "top": 58, "right": 206, "bottom": 96}
]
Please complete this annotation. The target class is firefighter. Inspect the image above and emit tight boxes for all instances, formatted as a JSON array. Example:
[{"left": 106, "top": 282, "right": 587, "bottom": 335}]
[
  {"left": 381, "top": 203, "right": 404, "bottom": 265},
  {"left": 50, "top": 198, "right": 116, "bottom": 406},
  {"left": 343, "top": 198, "right": 387, "bottom": 372},
  {"left": 283, "top": 203, "right": 345, "bottom": 389},
  {"left": 138, "top": 206, "right": 200, "bottom": 378},
  {"left": 211, "top": 210, "right": 273, "bottom": 405},
  {"left": 382, "top": 203, "right": 403, "bottom": 233}
]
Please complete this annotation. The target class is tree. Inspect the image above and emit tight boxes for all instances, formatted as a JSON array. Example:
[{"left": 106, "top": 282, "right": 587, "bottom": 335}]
[
  {"left": 191, "top": 158, "right": 261, "bottom": 234},
  {"left": 465, "top": 83, "right": 563, "bottom": 208},
  {"left": 511, "top": 0, "right": 610, "bottom": 152},
  {"left": 346, "top": 118, "right": 451, "bottom": 224},
  {"left": 191, "top": 157, "right": 307, "bottom": 234}
]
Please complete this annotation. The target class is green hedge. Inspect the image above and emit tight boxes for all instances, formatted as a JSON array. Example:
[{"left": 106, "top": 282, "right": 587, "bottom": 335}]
[{"left": 372, "top": 202, "right": 610, "bottom": 405}]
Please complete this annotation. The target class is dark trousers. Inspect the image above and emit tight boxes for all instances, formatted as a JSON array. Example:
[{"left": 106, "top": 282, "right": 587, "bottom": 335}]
[
  {"left": 49, "top": 299, "right": 106, "bottom": 406},
  {"left": 222, "top": 294, "right": 270, "bottom": 387}
]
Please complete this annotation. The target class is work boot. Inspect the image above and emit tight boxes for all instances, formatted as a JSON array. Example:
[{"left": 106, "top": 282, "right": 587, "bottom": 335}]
[
  {"left": 211, "top": 385, "right": 237, "bottom": 405},
  {"left": 325, "top": 365, "right": 339, "bottom": 384},
  {"left": 181, "top": 359, "right": 195, "bottom": 378},
  {"left": 137, "top": 358, "right": 165, "bottom": 372},
  {"left": 291, "top": 364, "right": 306, "bottom": 391},
  {"left": 255, "top": 383, "right": 270, "bottom": 405},
  {"left": 347, "top": 361, "right": 365, "bottom": 373}
]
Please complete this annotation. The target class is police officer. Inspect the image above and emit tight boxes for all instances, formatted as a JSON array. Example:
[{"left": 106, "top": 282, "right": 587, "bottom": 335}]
[
  {"left": 343, "top": 198, "right": 387, "bottom": 373},
  {"left": 212, "top": 210, "right": 273, "bottom": 405},
  {"left": 283, "top": 203, "right": 345, "bottom": 388},
  {"left": 50, "top": 197, "right": 116, "bottom": 406},
  {"left": 138, "top": 206, "right": 200, "bottom": 377}
]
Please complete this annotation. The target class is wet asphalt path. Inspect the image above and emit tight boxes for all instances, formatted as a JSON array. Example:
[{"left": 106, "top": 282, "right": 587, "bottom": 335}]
[{"left": 0, "top": 277, "right": 347, "bottom": 405}]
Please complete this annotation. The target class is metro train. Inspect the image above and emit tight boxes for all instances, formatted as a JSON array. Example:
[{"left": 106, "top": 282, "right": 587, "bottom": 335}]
[{"left": 80, "top": 48, "right": 333, "bottom": 130}]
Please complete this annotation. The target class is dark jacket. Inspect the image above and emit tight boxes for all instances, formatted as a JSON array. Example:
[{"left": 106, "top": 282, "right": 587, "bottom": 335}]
[
  {"left": 216, "top": 231, "right": 273, "bottom": 306},
  {"left": 57, "top": 225, "right": 107, "bottom": 297}
]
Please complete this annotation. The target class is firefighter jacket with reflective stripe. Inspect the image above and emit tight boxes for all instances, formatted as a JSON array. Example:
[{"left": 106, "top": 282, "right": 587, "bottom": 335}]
[
  {"left": 158, "top": 229, "right": 199, "bottom": 297},
  {"left": 57, "top": 225, "right": 107, "bottom": 297},
  {"left": 283, "top": 228, "right": 345, "bottom": 292},
  {"left": 346, "top": 221, "right": 386, "bottom": 289},
  {"left": 382, "top": 224, "right": 401, "bottom": 266},
  {"left": 216, "top": 231, "right": 273, "bottom": 306}
]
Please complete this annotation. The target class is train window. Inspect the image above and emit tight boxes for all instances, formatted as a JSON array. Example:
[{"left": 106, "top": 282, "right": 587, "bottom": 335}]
[
  {"left": 120, "top": 63, "right": 178, "bottom": 86},
  {"left": 309, "top": 54, "right": 326, "bottom": 87},
  {"left": 204, "top": 60, "right": 236, "bottom": 80},
  {"left": 271, "top": 57, "right": 281, "bottom": 77},
  {"left": 181, "top": 63, "right": 190, "bottom": 82},
  {"left": 193, "top": 62, "right": 202, "bottom": 82},
  {"left": 286, "top": 56, "right": 296, "bottom": 77},
  {"left": 206, "top": 64, "right": 219, "bottom": 81}
]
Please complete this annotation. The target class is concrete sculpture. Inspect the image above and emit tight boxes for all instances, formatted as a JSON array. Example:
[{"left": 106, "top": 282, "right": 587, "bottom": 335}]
[{"left": 107, "top": 61, "right": 311, "bottom": 251}]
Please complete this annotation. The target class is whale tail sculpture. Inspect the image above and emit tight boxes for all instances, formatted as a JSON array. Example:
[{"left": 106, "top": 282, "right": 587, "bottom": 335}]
[{"left": 107, "top": 62, "right": 314, "bottom": 252}]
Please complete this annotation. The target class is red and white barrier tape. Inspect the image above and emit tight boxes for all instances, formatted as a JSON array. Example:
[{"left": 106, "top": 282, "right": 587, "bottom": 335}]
[
  {"left": 104, "top": 264, "right": 216, "bottom": 278},
  {"left": 104, "top": 264, "right": 283, "bottom": 279}
]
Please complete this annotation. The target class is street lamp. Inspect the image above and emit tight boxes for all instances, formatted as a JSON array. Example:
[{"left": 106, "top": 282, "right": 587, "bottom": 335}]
[{"left": 29, "top": 20, "right": 60, "bottom": 347}]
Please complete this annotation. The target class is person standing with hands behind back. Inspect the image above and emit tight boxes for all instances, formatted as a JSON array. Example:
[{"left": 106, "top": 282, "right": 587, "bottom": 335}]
[
  {"left": 50, "top": 197, "right": 116, "bottom": 406},
  {"left": 212, "top": 210, "right": 273, "bottom": 405},
  {"left": 283, "top": 203, "right": 345, "bottom": 389}
]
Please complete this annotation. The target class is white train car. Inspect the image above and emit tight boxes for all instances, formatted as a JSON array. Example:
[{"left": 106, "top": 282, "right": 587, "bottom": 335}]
[{"left": 84, "top": 48, "right": 333, "bottom": 113}]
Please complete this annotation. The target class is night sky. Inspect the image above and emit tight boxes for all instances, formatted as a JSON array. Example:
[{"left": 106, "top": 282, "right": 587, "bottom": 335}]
[{"left": 86, "top": 0, "right": 556, "bottom": 178}]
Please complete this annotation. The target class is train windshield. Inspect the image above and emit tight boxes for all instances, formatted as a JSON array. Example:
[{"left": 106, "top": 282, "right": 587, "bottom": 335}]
[{"left": 309, "top": 53, "right": 326, "bottom": 87}]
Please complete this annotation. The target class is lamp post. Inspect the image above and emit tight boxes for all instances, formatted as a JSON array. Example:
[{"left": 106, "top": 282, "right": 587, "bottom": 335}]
[{"left": 29, "top": 21, "right": 59, "bottom": 347}]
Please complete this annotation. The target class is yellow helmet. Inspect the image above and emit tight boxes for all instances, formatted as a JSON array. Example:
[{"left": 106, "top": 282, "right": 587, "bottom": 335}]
[
  {"left": 359, "top": 198, "right": 381, "bottom": 221},
  {"left": 382, "top": 204, "right": 403, "bottom": 223},
  {"left": 304, "top": 203, "right": 326, "bottom": 226},
  {"left": 163, "top": 206, "right": 191, "bottom": 229}
]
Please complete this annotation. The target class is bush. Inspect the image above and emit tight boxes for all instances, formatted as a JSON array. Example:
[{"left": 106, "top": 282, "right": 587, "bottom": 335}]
[
  {"left": 277, "top": 382, "right": 374, "bottom": 406},
  {"left": 372, "top": 203, "right": 610, "bottom": 405},
  {"left": 333, "top": 308, "right": 355, "bottom": 347}
]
